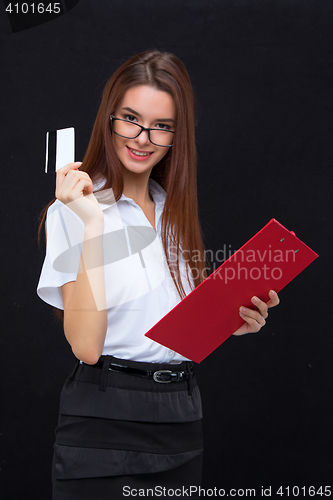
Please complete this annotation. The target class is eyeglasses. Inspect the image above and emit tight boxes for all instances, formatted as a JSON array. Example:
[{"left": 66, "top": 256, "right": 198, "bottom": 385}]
[{"left": 110, "top": 115, "right": 175, "bottom": 147}]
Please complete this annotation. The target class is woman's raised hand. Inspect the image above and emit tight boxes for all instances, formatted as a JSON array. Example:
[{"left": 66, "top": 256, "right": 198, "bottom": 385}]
[
  {"left": 233, "top": 290, "right": 280, "bottom": 336},
  {"left": 55, "top": 162, "right": 104, "bottom": 226}
]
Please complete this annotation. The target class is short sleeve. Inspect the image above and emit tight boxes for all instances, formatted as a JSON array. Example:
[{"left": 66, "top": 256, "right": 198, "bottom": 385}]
[{"left": 37, "top": 199, "right": 85, "bottom": 310}]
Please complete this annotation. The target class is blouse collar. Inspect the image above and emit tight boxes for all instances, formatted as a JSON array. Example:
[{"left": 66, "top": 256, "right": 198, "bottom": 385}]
[{"left": 93, "top": 176, "right": 166, "bottom": 212}]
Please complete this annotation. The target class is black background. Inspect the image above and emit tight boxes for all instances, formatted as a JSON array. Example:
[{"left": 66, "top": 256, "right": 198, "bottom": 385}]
[{"left": 1, "top": 0, "right": 332, "bottom": 498}]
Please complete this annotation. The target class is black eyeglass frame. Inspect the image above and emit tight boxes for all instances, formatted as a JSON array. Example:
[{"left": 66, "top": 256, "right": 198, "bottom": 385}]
[{"left": 110, "top": 115, "right": 175, "bottom": 148}]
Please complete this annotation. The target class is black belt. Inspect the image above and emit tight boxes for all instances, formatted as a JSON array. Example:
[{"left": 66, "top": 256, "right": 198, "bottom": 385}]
[{"left": 91, "top": 358, "right": 194, "bottom": 384}]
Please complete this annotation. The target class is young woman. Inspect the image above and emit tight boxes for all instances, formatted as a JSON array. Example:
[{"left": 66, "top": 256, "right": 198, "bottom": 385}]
[{"left": 37, "top": 50, "right": 279, "bottom": 499}]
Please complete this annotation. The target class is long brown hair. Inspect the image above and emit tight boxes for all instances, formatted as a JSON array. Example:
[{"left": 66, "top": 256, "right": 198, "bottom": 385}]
[{"left": 38, "top": 50, "right": 208, "bottom": 301}]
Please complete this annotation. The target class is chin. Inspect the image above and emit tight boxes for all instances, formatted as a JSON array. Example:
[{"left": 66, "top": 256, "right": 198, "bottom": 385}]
[{"left": 121, "top": 161, "right": 152, "bottom": 175}]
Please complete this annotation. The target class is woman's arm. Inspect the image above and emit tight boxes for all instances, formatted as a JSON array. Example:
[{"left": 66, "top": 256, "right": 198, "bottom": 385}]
[
  {"left": 61, "top": 221, "right": 107, "bottom": 364},
  {"left": 56, "top": 162, "right": 108, "bottom": 364}
]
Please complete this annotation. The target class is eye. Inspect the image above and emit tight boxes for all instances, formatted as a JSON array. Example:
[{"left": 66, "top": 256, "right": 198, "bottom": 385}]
[
  {"left": 155, "top": 123, "right": 171, "bottom": 130},
  {"left": 124, "top": 114, "right": 137, "bottom": 122}
]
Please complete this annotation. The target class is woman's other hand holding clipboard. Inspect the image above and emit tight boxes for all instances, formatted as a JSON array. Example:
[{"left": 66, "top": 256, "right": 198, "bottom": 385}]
[{"left": 233, "top": 290, "right": 280, "bottom": 336}]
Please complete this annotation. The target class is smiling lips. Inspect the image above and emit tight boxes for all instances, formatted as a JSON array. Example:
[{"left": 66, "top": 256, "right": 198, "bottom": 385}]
[{"left": 127, "top": 146, "right": 154, "bottom": 161}]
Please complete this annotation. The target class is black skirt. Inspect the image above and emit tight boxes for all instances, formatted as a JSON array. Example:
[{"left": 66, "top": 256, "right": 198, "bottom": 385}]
[{"left": 52, "top": 355, "right": 204, "bottom": 499}]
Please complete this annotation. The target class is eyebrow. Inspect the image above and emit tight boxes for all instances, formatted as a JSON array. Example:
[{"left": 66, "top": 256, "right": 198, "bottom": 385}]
[{"left": 121, "top": 107, "right": 175, "bottom": 124}]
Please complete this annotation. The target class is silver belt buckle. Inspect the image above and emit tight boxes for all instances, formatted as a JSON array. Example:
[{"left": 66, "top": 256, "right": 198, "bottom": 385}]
[{"left": 153, "top": 370, "right": 173, "bottom": 383}]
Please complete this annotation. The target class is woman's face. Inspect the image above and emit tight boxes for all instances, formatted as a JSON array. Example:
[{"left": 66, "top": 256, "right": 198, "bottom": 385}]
[{"left": 112, "top": 85, "right": 175, "bottom": 176}]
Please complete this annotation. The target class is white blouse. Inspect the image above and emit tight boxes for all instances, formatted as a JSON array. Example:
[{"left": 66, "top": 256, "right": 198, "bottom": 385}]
[{"left": 37, "top": 177, "right": 193, "bottom": 363}]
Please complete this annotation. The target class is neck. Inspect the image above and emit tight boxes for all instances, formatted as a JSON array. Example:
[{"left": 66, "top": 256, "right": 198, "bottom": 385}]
[{"left": 122, "top": 166, "right": 153, "bottom": 206}]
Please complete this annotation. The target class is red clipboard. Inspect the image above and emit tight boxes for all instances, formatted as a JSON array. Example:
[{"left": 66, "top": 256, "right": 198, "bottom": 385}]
[{"left": 145, "top": 219, "right": 318, "bottom": 363}]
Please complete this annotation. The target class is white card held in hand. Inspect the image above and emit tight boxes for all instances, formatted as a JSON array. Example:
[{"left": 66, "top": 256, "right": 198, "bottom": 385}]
[{"left": 45, "top": 127, "right": 75, "bottom": 173}]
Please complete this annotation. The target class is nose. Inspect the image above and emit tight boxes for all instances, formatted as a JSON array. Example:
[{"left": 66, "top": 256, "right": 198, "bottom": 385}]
[{"left": 135, "top": 128, "right": 150, "bottom": 147}]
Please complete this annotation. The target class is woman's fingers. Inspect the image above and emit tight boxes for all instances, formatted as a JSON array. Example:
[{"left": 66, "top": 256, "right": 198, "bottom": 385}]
[
  {"left": 266, "top": 289, "right": 280, "bottom": 309},
  {"left": 56, "top": 161, "right": 83, "bottom": 189},
  {"left": 56, "top": 163, "right": 94, "bottom": 203},
  {"left": 54, "top": 162, "right": 103, "bottom": 225},
  {"left": 236, "top": 290, "right": 280, "bottom": 335},
  {"left": 250, "top": 295, "right": 269, "bottom": 319},
  {"left": 70, "top": 178, "right": 94, "bottom": 199},
  {"left": 62, "top": 172, "right": 92, "bottom": 195},
  {"left": 239, "top": 306, "right": 266, "bottom": 327},
  {"left": 57, "top": 176, "right": 93, "bottom": 203}
]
